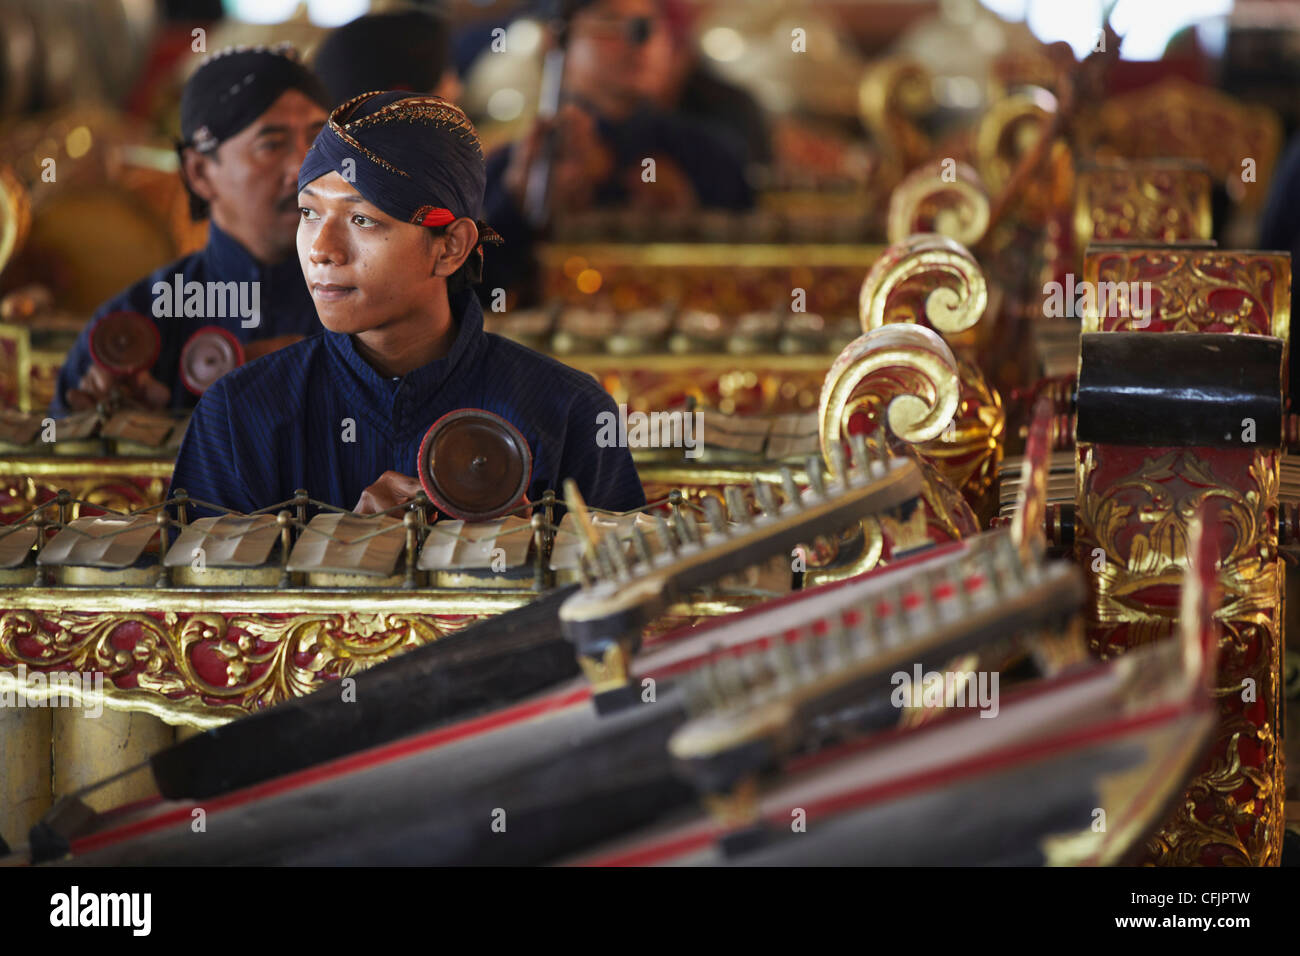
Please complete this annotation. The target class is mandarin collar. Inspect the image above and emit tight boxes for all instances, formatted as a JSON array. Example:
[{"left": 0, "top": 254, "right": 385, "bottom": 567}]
[{"left": 323, "top": 290, "right": 487, "bottom": 434}]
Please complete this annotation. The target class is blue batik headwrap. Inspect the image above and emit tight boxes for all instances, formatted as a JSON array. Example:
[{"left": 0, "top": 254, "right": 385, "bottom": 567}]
[{"left": 298, "top": 91, "right": 501, "bottom": 273}]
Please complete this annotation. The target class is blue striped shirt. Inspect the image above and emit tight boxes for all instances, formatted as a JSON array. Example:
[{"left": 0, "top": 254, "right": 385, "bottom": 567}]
[
  {"left": 168, "top": 290, "right": 646, "bottom": 517},
  {"left": 52, "top": 223, "right": 322, "bottom": 417}
]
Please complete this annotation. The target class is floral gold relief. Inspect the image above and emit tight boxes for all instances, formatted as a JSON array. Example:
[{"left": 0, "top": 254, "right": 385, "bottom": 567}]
[
  {"left": 571, "top": 355, "right": 829, "bottom": 419},
  {"left": 0, "top": 586, "right": 766, "bottom": 729},
  {"left": 1077, "top": 76, "right": 1282, "bottom": 211},
  {"left": 0, "top": 603, "right": 499, "bottom": 727},
  {"left": 0, "top": 458, "right": 173, "bottom": 523},
  {"left": 540, "top": 243, "right": 883, "bottom": 317},
  {"left": 1080, "top": 247, "right": 1290, "bottom": 339},
  {"left": 1073, "top": 162, "right": 1213, "bottom": 255},
  {"left": 1076, "top": 445, "right": 1284, "bottom": 865}
]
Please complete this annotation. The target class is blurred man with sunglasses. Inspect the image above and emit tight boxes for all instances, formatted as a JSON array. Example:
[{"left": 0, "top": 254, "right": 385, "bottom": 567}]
[{"left": 481, "top": 0, "right": 756, "bottom": 301}]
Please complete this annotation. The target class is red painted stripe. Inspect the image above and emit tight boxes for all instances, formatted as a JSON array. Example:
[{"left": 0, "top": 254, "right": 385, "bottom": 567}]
[
  {"left": 72, "top": 685, "right": 592, "bottom": 855},
  {"left": 577, "top": 699, "right": 1200, "bottom": 867},
  {"left": 641, "top": 541, "right": 964, "bottom": 649},
  {"left": 581, "top": 827, "right": 718, "bottom": 868},
  {"left": 784, "top": 702, "right": 1195, "bottom": 826},
  {"left": 786, "top": 660, "right": 1117, "bottom": 776},
  {"left": 640, "top": 569, "right": 984, "bottom": 684}
]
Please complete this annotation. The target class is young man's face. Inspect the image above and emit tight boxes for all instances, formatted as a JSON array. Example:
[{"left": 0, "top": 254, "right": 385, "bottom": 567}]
[
  {"left": 297, "top": 170, "right": 446, "bottom": 334},
  {"left": 190, "top": 89, "right": 326, "bottom": 264}
]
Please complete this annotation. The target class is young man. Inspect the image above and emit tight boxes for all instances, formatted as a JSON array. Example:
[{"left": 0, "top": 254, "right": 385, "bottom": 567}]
[
  {"left": 169, "top": 91, "right": 645, "bottom": 518},
  {"left": 52, "top": 45, "right": 329, "bottom": 416}
]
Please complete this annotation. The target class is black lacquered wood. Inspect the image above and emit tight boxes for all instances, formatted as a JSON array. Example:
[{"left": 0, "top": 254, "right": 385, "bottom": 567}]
[
  {"left": 149, "top": 585, "right": 580, "bottom": 800},
  {"left": 1076, "top": 332, "right": 1283, "bottom": 448}
]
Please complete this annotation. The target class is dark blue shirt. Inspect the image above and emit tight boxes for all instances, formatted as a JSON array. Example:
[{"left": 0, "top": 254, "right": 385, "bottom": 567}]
[
  {"left": 51, "top": 223, "right": 322, "bottom": 416},
  {"left": 169, "top": 290, "right": 646, "bottom": 517}
]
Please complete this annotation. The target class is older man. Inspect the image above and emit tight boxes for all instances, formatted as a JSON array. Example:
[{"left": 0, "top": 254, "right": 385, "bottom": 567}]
[{"left": 52, "top": 45, "right": 330, "bottom": 415}]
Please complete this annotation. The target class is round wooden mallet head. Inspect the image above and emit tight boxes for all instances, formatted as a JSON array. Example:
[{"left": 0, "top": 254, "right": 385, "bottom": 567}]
[
  {"left": 88, "top": 311, "right": 160, "bottom": 376},
  {"left": 180, "top": 325, "right": 245, "bottom": 395},
  {"left": 417, "top": 408, "right": 532, "bottom": 522}
]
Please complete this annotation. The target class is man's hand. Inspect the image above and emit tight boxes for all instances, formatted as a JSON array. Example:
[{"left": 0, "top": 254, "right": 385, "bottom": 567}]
[
  {"left": 66, "top": 364, "right": 169, "bottom": 412},
  {"left": 503, "top": 104, "right": 613, "bottom": 216},
  {"left": 354, "top": 470, "right": 424, "bottom": 515},
  {"left": 243, "top": 334, "right": 304, "bottom": 362}
]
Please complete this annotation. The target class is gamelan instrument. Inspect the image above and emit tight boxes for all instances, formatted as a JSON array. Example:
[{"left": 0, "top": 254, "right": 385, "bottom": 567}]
[
  {"left": 418, "top": 408, "right": 534, "bottom": 522},
  {"left": 87, "top": 310, "right": 160, "bottom": 378},
  {"left": 5, "top": 422, "right": 1222, "bottom": 865},
  {"left": 13, "top": 434, "right": 920, "bottom": 845},
  {"left": 178, "top": 326, "right": 244, "bottom": 396}
]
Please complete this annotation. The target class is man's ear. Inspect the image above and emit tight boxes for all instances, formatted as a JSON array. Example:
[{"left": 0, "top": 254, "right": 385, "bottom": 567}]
[
  {"left": 180, "top": 147, "right": 219, "bottom": 205},
  {"left": 432, "top": 218, "right": 479, "bottom": 278}
]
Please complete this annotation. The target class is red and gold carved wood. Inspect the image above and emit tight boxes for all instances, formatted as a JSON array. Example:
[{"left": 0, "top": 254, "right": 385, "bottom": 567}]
[
  {"left": 814, "top": 321, "right": 979, "bottom": 585},
  {"left": 886, "top": 160, "right": 989, "bottom": 249},
  {"left": 0, "top": 598, "right": 510, "bottom": 726},
  {"left": 1076, "top": 76, "right": 1282, "bottom": 210},
  {"left": 1081, "top": 246, "right": 1289, "bottom": 340},
  {"left": 539, "top": 243, "right": 882, "bottom": 317},
  {"left": 0, "top": 325, "right": 63, "bottom": 412},
  {"left": 1073, "top": 160, "right": 1213, "bottom": 256},
  {"left": 1075, "top": 244, "right": 1289, "bottom": 865},
  {"left": 0, "top": 585, "right": 765, "bottom": 841},
  {"left": 0, "top": 458, "right": 172, "bottom": 524},
  {"left": 0, "top": 590, "right": 767, "bottom": 727},
  {"left": 1027, "top": 160, "right": 1215, "bottom": 417},
  {"left": 573, "top": 353, "right": 829, "bottom": 418},
  {"left": 0, "top": 308, "right": 83, "bottom": 413},
  {"left": 856, "top": 233, "right": 1004, "bottom": 522}
]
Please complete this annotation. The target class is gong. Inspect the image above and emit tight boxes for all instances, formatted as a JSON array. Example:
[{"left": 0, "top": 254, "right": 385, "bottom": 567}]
[
  {"left": 180, "top": 325, "right": 244, "bottom": 395},
  {"left": 417, "top": 408, "right": 532, "bottom": 522},
  {"left": 88, "top": 310, "right": 159, "bottom": 376}
]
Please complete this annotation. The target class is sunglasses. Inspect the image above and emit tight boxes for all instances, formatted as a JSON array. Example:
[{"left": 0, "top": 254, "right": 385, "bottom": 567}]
[{"left": 580, "top": 14, "right": 659, "bottom": 46}]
